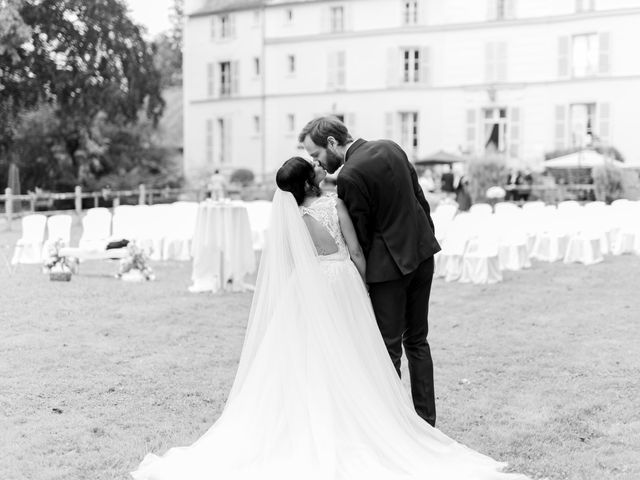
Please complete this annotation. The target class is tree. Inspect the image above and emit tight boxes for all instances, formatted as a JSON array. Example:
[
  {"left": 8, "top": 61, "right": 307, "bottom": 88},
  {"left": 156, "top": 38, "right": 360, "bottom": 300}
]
[
  {"left": 0, "top": 0, "right": 165, "bottom": 189},
  {"left": 154, "top": 0, "right": 183, "bottom": 87}
]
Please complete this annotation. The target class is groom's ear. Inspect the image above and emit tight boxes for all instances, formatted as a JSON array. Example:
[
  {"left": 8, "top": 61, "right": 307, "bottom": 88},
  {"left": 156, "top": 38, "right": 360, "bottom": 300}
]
[{"left": 326, "top": 136, "right": 336, "bottom": 148}]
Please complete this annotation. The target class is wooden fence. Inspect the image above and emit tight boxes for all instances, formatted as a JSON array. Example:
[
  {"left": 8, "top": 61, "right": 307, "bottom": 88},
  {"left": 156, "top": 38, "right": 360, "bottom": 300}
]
[{"left": 0, "top": 185, "right": 206, "bottom": 231}]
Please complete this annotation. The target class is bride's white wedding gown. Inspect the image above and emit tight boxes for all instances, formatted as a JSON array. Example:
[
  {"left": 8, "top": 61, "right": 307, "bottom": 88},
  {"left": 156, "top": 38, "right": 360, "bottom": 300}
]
[{"left": 131, "top": 191, "right": 529, "bottom": 480}]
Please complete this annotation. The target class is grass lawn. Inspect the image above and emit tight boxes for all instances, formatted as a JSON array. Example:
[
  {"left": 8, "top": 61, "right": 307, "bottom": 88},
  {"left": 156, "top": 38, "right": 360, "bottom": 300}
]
[{"left": 1, "top": 224, "right": 639, "bottom": 480}]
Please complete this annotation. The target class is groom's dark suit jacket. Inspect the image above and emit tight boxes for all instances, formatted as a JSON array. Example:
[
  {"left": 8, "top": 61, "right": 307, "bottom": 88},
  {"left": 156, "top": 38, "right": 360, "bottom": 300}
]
[{"left": 337, "top": 139, "right": 441, "bottom": 283}]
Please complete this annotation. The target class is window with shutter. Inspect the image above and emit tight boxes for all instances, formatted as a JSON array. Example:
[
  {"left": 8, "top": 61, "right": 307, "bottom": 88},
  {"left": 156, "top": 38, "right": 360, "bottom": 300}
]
[{"left": 558, "top": 36, "right": 570, "bottom": 78}]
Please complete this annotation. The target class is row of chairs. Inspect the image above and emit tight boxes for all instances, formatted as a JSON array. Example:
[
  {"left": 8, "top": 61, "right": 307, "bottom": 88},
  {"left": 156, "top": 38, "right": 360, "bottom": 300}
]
[
  {"left": 433, "top": 199, "right": 640, "bottom": 284},
  {"left": 10, "top": 201, "right": 274, "bottom": 265}
]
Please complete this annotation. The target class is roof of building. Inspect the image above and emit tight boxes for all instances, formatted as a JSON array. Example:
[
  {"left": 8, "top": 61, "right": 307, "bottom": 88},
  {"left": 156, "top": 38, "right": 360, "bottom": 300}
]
[
  {"left": 189, "top": 0, "right": 264, "bottom": 16},
  {"left": 189, "top": 0, "right": 324, "bottom": 17}
]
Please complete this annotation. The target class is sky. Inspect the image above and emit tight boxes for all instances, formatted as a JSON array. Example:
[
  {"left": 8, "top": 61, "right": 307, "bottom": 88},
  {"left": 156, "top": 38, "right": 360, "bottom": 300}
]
[{"left": 126, "top": 0, "right": 174, "bottom": 38}]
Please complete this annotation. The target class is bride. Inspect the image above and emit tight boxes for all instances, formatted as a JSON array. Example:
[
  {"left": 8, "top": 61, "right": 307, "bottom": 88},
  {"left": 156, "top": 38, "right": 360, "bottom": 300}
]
[{"left": 131, "top": 157, "right": 530, "bottom": 480}]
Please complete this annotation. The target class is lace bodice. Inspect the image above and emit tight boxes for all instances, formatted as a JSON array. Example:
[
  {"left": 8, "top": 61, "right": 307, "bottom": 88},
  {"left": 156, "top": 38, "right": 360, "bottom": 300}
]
[{"left": 299, "top": 193, "right": 348, "bottom": 258}]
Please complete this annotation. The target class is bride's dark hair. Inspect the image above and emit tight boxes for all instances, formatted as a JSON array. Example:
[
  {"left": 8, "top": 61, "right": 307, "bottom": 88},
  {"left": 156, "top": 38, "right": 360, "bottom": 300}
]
[{"left": 276, "top": 156, "right": 321, "bottom": 205}]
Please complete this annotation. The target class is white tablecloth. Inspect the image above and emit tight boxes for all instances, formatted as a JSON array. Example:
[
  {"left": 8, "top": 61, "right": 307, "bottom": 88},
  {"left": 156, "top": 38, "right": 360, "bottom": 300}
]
[{"left": 189, "top": 200, "right": 256, "bottom": 293}]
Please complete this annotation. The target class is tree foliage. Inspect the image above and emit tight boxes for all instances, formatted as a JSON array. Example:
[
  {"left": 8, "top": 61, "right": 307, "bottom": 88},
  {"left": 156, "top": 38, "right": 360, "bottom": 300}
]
[{"left": 0, "top": 0, "right": 173, "bottom": 191}]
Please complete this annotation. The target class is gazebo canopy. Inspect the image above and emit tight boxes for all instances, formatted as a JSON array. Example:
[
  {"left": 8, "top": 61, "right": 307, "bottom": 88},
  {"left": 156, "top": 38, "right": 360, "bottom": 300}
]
[
  {"left": 544, "top": 149, "right": 623, "bottom": 169},
  {"left": 414, "top": 150, "right": 466, "bottom": 166}
]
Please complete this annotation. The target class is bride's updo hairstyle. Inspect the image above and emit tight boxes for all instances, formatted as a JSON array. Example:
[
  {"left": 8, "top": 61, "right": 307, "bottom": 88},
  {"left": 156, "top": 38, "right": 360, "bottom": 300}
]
[{"left": 276, "top": 156, "right": 320, "bottom": 205}]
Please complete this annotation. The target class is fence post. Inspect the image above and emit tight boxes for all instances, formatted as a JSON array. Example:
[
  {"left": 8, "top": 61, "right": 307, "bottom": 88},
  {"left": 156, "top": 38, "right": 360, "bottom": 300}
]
[
  {"left": 74, "top": 186, "right": 82, "bottom": 215},
  {"left": 113, "top": 195, "right": 120, "bottom": 209},
  {"left": 138, "top": 184, "right": 146, "bottom": 205},
  {"left": 29, "top": 192, "right": 36, "bottom": 212},
  {"left": 5, "top": 188, "right": 12, "bottom": 231}
]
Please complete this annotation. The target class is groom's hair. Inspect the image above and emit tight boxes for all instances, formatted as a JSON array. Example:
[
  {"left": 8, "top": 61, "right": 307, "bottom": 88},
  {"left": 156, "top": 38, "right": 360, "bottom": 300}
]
[
  {"left": 276, "top": 157, "right": 316, "bottom": 205},
  {"left": 298, "top": 116, "right": 352, "bottom": 147}
]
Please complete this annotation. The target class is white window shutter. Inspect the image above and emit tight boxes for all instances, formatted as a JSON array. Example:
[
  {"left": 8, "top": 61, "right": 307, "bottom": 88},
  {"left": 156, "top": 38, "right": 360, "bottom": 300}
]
[
  {"left": 385, "top": 112, "right": 395, "bottom": 140},
  {"left": 599, "top": 32, "right": 610, "bottom": 74},
  {"left": 554, "top": 105, "right": 567, "bottom": 149},
  {"left": 210, "top": 17, "right": 216, "bottom": 40},
  {"left": 321, "top": 7, "right": 329, "bottom": 32},
  {"left": 345, "top": 3, "right": 354, "bottom": 31},
  {"left": 466, "top": 109, "right": 477, "bottom": 154},
  {"left": 509, "top": 107, "right": 521, "bottom": 159},
  {"left": 598, "top": 103, "right": 610, "bottom": 144},
  {"left": 505, "top": 0, "right": 515, "bottom": 18},
  {"left": 487, "top": 0, "right": 497, "bottom": 20},
  {"left": 327, "top": 51, "right": 337, "bottom": 89},
  {"left": 231, "top": 61, "right": 239, "bottom": 95},
  {"left": 575, "top": 0, "right": 583, "bottom": 12},
  {"left": 387, "top": 47, "right": 399, "bottom": 87},
  {"left": 337, "top": 51, "right": 346, "bottom": 88},
  {"left": 558, "top": 36, "right": 569, "bottom": 78},
  {"left": 229, "top": 14, "right": 236, "bottom": 38},
  {"left": 207, "top": 62, "right": 215, "bottom": 97},
  {"left": 485, "top": 42, "right": 495, "bottom": 83},
  {"left": 497, "top": 42, "right": 507, "bottom": 82},
  {"left": 420, "top": 46, "right": 431, "bottom": 85}
]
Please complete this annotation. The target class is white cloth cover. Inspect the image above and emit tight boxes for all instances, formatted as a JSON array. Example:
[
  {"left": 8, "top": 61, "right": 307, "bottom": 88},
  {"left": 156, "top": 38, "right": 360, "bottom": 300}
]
[
  {"left": 530, "top": 231, "right": 569, "bottom": 262},
  {"left": 11, "top": 214, "right": 47, "bottom": 265},
  {"left": 469, "top": 202, "right": 493, "bottom": 217},
  {"left": 189, "top": 201, "right": 256, "bottom": 293},
  {"left": 131, "top": 190, "right": 527, "bottom": 480},
  {"left": 162, "top": 202, "right": 199, "bottom": 261},
  {"left": 42, "top": 214, "right": 72, "bottom": 258},
  {"left": 138, "top": 204, "right": 173, "bottom": 260},
  {"left": 563, "top": 233, "right": 604, "bottom": 265},
  {"left": 435, "top": 213, "right": 473, "bottom": 282},
  {"left": 243, "top": 200, "right": 273, "bottom": 251},
  {"left": 112, "top": 205, "right": 150, "bottom": 241},
  {"left": 79, "top": 208, "right": 112, "bottom": 251},
  {"left": 460, "top": 223, "right": 503, "bottom": 284}
]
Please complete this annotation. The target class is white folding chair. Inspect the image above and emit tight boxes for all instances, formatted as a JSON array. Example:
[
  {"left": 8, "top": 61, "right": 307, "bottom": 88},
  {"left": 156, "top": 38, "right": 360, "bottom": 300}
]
[
  {"left": 11, "top": 214, "right": 47, "bottom": 265},
  {"left": 79, "top": 208, "right": 112, "bottom": 250},
  {"left": 469, "top": 203, "right": 493, "bottom": 217},
  {"left": 139, "top": 204, "right": 173, "bottom": 260},
  {"left": 163, "top": 202, "right": 199, "bottom": 260},
  {"left": 42, "top": 214, "right": 72, "bottom": 258},
  {"left": 460, "top": 218, "right": 502, "bottom": 284}
]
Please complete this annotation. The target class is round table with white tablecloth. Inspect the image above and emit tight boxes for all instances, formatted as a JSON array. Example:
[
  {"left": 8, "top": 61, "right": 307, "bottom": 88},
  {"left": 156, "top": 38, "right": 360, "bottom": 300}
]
[{"left": 189, "top": 200, "right": 256, "bottom": 293}]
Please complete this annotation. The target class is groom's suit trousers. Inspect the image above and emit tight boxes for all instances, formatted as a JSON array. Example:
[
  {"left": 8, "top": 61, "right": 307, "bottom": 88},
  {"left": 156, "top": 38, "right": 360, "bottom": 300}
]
[{"left": 368, "top": 257, "right": 436, "bottom": 427}]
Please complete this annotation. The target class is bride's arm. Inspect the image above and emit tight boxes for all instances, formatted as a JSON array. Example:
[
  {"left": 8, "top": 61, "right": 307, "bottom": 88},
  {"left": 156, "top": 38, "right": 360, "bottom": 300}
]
[{"left": 336, "top": 198, "right": 367, "bottom": 283}]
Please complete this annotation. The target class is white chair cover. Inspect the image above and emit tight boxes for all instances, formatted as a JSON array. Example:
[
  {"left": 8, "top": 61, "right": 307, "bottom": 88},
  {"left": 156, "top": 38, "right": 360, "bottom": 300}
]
[
  {"left": 11, "top": 214, "right": 47, "bottom": 265},
  {"left": 434, "top": 213, "right": 473, "bottom": 282},
  {"left": 163, "top": 201, "right": 199, "bottom": 261},
  {"left": 493, "top": 202, "right": 520, "bottom": 217},
  {"left": 244, "top": 200, "right": 273, "bottom": 251},
  {"left": 521, "top": 201, "right": 545, "bottom": 213},
  {"left": 460, "top": 221, "right": 502, "bottom": 284},
  {"left": 138, "top": 204, "right": 173, "bottom": 260},
  {"left": 79, "top": 208, "right": 112, "bottom": 251},
  {"left": 42, "top": 214, "right": 72, "bottom": 258},
  {"left": 469, "top": 203, "right": 493, "bottom": 217},
  {"left": 563, "top": 231, "right": 604, "bottom": 265}
]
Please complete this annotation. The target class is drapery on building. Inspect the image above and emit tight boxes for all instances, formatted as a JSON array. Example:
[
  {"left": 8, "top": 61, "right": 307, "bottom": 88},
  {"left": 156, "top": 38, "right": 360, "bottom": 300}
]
[{"left": 183, "top": 0, "right": 640, "bottom": 181}]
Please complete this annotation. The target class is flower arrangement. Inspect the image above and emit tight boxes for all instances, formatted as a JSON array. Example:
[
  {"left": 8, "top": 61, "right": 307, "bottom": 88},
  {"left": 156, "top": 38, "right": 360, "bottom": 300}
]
[
  {"left": 43, "top": 238, "right": 75, "bottom": 281},
  {"left": 116, "top": 242, "right": 155, "bottom": 281}
]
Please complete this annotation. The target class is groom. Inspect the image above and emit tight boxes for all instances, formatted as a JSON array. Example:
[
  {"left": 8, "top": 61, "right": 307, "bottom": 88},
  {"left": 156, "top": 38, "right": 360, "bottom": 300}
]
[{"left": 299, "top": 116, "right": 441, "bottom": 427}]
